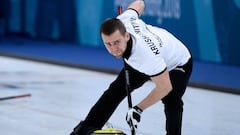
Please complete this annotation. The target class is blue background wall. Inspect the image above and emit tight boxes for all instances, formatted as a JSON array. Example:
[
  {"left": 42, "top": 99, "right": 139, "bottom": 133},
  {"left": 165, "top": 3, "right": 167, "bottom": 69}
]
[
  {"left": 1, "top": 0, "right": 240, "bottom": 92},
  {"left": 1, "top": 0, "right": 240, "bottom": 66}
]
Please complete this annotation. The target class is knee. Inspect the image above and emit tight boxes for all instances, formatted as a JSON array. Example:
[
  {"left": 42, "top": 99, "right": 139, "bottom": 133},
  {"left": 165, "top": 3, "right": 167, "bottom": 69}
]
[{"left": 162, "top": 98, "right": 184, "bottom": 111}]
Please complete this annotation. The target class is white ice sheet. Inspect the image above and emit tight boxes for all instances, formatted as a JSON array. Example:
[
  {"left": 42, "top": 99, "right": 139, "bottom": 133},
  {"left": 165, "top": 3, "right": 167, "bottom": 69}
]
[{"left": 0, "top": 56, "right": 240, "bottom": 135}]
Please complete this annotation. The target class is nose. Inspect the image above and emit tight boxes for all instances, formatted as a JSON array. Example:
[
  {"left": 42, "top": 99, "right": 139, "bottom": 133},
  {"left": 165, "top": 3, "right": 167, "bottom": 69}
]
[{"left": 109, "top": 45, "right": 118, "bottom": 53}]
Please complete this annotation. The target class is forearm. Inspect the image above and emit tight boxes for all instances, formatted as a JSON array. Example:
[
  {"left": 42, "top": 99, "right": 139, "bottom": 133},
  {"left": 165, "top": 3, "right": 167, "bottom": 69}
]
[
  {"left": 137, "top": 70, "right": 172, "bottom": 110},
  {"left": 127, "top": 0, "right": 145, "bottom": 16},
  {"left": 137, "top": 86, "right": 171, "bottom": 110}
]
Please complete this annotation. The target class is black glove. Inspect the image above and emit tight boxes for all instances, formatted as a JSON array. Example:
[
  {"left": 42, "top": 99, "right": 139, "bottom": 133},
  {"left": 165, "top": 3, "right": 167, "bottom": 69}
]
[{"left": 126, "top": 106, "right": 143, "bottom": 129}]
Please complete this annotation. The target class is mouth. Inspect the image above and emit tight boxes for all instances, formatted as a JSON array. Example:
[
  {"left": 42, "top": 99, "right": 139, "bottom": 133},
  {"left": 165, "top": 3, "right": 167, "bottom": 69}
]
[{"left": 112, "top": 51, "right": 122, "bottom": 58}]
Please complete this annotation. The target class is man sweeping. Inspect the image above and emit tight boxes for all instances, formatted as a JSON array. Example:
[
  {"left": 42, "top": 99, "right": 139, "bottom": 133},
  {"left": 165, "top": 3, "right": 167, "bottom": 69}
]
[{"left": 70, "top": 0, "right": 192, "bottom": 134}]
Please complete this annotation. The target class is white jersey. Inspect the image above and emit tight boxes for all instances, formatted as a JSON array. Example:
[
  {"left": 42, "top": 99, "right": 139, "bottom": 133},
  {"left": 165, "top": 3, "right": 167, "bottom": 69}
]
[{"left": 117, "top": 9, "right": 191, "bottom": 76}]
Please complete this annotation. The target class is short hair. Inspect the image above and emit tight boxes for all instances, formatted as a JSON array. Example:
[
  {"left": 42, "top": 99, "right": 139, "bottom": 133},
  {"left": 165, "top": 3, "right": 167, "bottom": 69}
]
[{"left": 100, "top": 18, "right": 126, "bottom": 36}]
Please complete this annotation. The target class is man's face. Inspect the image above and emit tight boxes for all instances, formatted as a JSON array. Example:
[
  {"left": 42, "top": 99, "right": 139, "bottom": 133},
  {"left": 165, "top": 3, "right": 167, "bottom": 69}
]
[{"left": 101, "top": 30, "right": 130, "bottom": 58}]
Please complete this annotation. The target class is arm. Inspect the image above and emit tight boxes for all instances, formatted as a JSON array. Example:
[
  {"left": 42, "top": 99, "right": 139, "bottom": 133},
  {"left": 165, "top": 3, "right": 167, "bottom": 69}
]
[
  {"left": 127, "top": 0, "right": 145, "bottom": 16},
  {"left": 137, "top": 69, "right": 172, "bottom": 110}
]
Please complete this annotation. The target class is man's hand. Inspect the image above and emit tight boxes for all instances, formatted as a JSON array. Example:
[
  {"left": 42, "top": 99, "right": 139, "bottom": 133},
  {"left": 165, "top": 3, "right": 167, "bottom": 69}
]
[{"left": 126, "top": 106, "right": 143, "bottom": 128}]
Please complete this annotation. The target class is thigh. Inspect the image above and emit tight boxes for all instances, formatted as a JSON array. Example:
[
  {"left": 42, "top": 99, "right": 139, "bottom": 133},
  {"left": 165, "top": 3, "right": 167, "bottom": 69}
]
[
  {"left": 162, "top": 59, "right": 192, "bottom": 104},
  {"left": 109, "top": 64, "right": 150, "bottom": 93},
  {"left": 126, "top": 64, "right": 150, "bottom": 91},
  {"left": 162, "top": 70, "right": 187, "bottom": 104}
]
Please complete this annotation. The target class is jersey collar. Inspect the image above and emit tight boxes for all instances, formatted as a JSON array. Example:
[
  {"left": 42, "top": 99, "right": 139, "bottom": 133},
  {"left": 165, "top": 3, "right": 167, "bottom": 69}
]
[{"left": 123, "top": 36, "right": 133, "bottom": 60}]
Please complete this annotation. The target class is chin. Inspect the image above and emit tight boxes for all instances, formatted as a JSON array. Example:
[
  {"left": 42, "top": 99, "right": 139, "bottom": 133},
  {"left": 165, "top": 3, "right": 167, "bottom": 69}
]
[
  {"left": 114, "top": 55, "right": 122, "bottom": 59},
  {"left": 113, "top": 54, "right": 123, "bottom": 59},
  {"left": 112, "top": 53, "right": 123, "bottom": 59}
]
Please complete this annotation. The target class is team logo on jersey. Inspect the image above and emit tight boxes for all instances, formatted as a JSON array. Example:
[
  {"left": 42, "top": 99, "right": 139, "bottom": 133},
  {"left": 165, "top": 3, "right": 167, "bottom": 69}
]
[{"left": 130, "top": 17, "right": 162, "bottom": 55}]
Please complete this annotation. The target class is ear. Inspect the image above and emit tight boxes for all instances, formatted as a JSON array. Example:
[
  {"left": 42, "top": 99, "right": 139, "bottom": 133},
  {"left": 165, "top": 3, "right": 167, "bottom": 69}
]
[{"left": 125, "top": 32, "right": 130, "bottom": 41}]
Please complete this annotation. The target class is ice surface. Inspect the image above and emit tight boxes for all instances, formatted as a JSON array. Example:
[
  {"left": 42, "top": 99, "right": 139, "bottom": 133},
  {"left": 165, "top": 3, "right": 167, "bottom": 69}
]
[{"left": 0, "top": 56, "right": 240, "bottom": 135}]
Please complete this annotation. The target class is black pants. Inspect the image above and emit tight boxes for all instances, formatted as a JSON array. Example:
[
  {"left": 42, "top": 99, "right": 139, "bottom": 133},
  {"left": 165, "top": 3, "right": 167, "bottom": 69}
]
[{"left": 83, "top": 58, "right": 192, "bottom": 135}]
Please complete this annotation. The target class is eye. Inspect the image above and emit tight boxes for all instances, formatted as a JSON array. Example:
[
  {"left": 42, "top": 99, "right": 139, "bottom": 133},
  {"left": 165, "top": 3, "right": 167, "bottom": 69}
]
[
  {"left": 114, "top": 40, "right": 121, "bottom": 45},
  {"left": 105, "top": 43, "right": 112, "bottom": 46}
]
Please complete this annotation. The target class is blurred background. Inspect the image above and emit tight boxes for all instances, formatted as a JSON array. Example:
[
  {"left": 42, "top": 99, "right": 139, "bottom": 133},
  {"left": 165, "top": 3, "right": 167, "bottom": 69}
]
[{"left": 0, "top": 0, "right": 240, "bottom": 93}]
